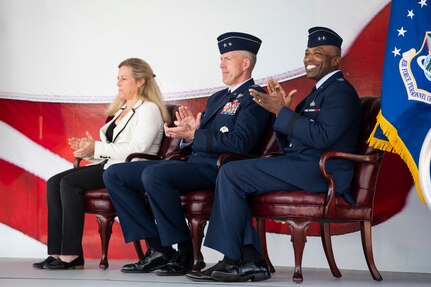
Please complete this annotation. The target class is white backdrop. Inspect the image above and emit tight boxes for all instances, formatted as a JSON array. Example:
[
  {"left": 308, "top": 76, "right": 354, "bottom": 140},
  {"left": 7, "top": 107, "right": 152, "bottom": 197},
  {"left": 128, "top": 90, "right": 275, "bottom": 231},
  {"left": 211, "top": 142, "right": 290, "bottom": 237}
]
[{"left": 0, "top": 0, "right": 388, "bottom": 102}]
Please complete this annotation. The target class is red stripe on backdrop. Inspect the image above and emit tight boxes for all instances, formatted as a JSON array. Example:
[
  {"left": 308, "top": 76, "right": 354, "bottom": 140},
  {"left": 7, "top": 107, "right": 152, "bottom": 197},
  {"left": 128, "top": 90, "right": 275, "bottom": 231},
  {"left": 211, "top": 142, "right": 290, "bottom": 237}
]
[
  {"left": 0, "top": 3, "right": 412, "bottom": 259},
  {"left": 0, "top": 100, "right": 106, "bottom": 160}
]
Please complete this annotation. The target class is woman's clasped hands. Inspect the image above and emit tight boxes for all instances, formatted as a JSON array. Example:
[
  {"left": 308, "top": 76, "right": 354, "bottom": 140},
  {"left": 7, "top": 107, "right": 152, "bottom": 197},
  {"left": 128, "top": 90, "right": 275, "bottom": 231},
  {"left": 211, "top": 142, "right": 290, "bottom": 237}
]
[{"left": 68, "top": 132, "right": 95, "bottom": 158}]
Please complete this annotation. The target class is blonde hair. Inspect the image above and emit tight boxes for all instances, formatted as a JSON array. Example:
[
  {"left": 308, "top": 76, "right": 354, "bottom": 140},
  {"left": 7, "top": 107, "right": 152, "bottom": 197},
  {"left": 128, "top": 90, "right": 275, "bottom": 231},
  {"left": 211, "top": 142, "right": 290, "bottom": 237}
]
[{"left": 106, "top": 58, "right": 171, "bottom": 124}]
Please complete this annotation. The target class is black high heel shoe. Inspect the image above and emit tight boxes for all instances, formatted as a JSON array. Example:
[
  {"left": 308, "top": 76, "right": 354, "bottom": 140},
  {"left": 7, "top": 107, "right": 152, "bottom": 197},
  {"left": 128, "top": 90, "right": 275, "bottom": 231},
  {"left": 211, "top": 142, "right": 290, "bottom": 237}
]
[
  {"left": 32, "top": 256, "right": 57, "bottom": 269},
  {"left": 45, "top": 255, "right": 84, "bottom": 270}
]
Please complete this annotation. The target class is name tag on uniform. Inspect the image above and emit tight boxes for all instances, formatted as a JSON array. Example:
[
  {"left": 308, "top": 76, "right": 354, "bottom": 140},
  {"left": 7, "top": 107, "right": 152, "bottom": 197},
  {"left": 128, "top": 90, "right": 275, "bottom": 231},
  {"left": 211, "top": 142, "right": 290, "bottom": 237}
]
[{"left": 221, "top": 100, "right": 240, "bottom": 115}]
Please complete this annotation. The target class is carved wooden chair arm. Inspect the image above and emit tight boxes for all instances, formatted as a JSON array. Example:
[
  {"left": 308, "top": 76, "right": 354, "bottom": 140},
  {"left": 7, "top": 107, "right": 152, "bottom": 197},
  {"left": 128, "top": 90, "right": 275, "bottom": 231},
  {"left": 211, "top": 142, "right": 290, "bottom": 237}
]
[
  {"left": 74, "top": 157, "right": 83, "bottom": 168},
  {"left": 125, "top": 153, "right": 163, "bottom": 162},
  {"left": 319, "top": 150, "right": 384, "bottom": 217},
  {"left": 126, "top": 150, "right": 188, "bottom": 162}
]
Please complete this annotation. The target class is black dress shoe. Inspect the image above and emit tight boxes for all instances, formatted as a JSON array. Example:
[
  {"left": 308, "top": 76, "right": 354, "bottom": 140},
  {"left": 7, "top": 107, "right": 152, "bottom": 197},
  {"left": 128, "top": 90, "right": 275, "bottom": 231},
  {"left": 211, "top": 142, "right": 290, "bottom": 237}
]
[
  {"left": 32, "top": 256, "right": 57, "bottom": 269},
  {"left": 211, "top": 259, "right": 271, "bottom": 282},
  {"left": 45, "top": 255, "right": 84, "bottom": 270},
  {"left": 155, "top": 250, "right": 193, "bottom": 276},
  {"left": 121, "top": 249, "right": 172, "bottom": 273},
  {"left": 186, "top": 260, "right": 234, "bottom": 281}
]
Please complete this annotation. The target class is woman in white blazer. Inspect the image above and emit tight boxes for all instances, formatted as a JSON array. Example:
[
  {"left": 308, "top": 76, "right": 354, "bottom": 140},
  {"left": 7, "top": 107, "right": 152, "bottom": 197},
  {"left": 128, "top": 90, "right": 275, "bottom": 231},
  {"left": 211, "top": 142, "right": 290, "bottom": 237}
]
[{"left": 33, "top": 58, "right": 170, "bottom": 270}]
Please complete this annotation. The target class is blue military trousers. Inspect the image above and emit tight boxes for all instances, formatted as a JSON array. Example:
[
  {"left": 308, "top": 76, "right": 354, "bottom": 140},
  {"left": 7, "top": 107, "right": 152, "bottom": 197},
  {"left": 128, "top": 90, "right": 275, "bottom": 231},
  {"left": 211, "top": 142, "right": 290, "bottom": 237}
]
[
  {"left": 103, "top": 159, "right": 217, "bottom": 246},
  {"left": 204, "top": 157, "right": 297, "bottom": 261}
]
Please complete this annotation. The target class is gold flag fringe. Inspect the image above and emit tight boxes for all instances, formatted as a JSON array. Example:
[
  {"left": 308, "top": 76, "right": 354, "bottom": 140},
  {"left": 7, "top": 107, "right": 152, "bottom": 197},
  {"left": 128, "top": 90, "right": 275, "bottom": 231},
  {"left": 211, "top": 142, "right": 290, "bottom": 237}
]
[{"left": 368, "top": 110, "right": 425, "bottom": 203}]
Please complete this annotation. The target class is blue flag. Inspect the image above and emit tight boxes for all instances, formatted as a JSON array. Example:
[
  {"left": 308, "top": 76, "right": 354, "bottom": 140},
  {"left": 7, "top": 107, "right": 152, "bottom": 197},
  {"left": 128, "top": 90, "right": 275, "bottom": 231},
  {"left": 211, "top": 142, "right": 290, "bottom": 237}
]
[{"left": 368, "top": 0, "right": 431, "bottom": 203}]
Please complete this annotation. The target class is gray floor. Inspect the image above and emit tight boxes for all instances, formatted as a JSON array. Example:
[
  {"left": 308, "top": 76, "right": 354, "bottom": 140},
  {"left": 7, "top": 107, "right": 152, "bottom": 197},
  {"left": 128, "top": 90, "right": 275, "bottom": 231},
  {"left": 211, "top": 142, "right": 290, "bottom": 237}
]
[{"left": 0, "top": 258, "right": 430, "bottom": 287}]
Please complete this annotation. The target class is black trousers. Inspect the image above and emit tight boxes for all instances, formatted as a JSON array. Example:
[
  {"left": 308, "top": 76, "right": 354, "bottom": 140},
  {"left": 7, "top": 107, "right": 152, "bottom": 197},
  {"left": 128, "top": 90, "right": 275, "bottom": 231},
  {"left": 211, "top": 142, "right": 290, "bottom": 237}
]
[{"left": 46, "top": 164, "right": 105, "bottom": 255}]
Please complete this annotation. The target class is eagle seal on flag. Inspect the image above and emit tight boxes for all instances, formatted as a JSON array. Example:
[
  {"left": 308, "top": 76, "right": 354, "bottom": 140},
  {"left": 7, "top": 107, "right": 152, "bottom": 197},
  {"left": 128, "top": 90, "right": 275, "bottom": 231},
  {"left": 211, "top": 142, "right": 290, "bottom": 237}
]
[
  {"left": 400, "top": 32, "right": 431, "bottom": 103},
  {"left": 368, "top": 0, "right": 431, "bottom": 205}
]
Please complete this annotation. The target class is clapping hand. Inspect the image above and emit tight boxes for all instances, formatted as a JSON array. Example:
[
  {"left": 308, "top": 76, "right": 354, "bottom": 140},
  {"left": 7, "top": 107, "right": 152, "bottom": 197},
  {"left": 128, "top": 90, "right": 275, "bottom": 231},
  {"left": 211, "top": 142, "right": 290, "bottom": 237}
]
[
  {"left": 70, "top": 132, "right": 96, "bottom": 158},
  {"left": 164, "top": 106, "right": 202, "bottom": 142},
  {"left": 249, "top": 78, "right": 297, "bottom": 115},
  {"left": 68, "top": 137, "right": 82, "bottom": 151}
]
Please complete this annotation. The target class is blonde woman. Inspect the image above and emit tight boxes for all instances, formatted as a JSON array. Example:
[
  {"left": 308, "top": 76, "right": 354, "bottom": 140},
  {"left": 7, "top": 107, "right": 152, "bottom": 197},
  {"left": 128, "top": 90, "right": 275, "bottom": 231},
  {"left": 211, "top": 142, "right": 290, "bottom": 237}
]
[{"left": 33, "top": 58, "right": 170, "bottom": 270}]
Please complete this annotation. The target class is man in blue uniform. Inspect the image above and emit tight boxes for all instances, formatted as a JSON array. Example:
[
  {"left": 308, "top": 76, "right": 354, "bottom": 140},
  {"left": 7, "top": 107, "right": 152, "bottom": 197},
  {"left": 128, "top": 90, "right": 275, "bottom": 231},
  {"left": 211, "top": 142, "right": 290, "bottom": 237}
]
[
  {"left": 187, "top": 26, "right": 362, "bottom": 282},
  {"left": 103, "top": 32, "right": 270, "bottom": 276}
]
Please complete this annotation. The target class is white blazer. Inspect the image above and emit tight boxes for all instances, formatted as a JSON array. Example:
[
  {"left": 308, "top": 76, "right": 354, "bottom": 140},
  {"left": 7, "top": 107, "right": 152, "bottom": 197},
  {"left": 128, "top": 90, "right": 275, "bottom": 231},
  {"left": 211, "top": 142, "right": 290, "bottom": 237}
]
[{"left": 90, "top": 99, "right": 164, "bottom": 169}]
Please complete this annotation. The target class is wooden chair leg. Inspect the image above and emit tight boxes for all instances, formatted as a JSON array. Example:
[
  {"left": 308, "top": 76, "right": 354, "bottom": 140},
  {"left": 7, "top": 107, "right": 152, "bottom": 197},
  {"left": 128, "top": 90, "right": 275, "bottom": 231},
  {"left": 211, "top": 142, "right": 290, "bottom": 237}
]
[
  {"left": 133, "top": 240, "right": 145, "bottom": 260},
  {"left": 256, "top": 218, "right": 275, "bottom": 273},
  {"left": 95, "top": 213, "right": 115, "bottom": 269},
  {"left": 320, "top": 223, "right": 342, "bottom": 278},
  {"left": 287, "top": 219, "right": 310, "bottom": 283},
  {"left": 361, "top": 221, "right": 383, "bottom": 281},
  {"left": 187, "top": 216, "right": 207, "bottom": 271}
]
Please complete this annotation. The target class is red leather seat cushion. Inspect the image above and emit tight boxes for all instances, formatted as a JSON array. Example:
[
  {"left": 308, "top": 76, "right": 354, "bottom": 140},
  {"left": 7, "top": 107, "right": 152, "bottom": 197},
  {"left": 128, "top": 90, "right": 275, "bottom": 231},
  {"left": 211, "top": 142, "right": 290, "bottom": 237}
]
[
  {"left": 84, "top": 189, "right": 115, "bottom": 212},
  {"left": 181, "top": 191, "right": 214, "bottom": 216},
  {"left": 249, "top": 191, "right": 372, "bottom": 221}
]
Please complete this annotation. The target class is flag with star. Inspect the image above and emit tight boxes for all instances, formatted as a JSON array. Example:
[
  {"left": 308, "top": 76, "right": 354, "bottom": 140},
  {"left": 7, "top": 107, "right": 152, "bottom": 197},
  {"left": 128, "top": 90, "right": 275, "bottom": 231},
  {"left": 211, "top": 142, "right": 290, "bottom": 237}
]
[{"left": 368, "top": 0, "right": 431, "bottom": 202}]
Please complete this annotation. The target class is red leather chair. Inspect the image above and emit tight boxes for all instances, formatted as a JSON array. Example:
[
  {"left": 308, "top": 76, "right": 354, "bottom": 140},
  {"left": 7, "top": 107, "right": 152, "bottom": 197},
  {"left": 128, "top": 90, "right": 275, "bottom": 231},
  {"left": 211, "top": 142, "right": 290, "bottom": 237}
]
[
  {"left": 77, "top": 104, "right": 180, "bottom": 269},
  {"left": 179, "top": 190, "right": 213, "bottom": 270},
  {"left": 248, "top": 96, "right": 384, "bottom": 283}
]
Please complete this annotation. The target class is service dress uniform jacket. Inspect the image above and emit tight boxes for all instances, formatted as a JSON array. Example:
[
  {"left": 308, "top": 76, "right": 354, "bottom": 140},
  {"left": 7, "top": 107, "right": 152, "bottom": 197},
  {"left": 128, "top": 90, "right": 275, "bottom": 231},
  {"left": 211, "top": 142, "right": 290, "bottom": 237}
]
[
  {"left": 185, "top": 79, "right": 270, "bottom": 167},
  {"left": 204, "top": 71, "right": 362, "bottom": 260},
  {"left": 261, "top": 71, "right": 362, "bottom": 201}
]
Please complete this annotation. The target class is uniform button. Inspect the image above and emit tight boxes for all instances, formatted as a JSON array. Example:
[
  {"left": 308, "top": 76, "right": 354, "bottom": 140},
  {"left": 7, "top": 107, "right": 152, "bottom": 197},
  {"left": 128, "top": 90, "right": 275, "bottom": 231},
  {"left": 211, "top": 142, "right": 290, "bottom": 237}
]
[{"left": 289, "top": 143, "right": 293, "bottom": 148}]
